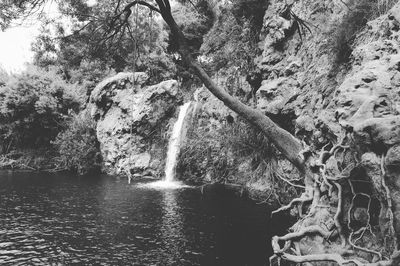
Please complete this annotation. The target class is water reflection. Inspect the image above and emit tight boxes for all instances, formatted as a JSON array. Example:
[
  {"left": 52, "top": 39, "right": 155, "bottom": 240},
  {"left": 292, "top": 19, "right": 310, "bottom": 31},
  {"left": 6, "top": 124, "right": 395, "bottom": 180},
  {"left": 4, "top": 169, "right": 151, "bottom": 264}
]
[
  {"left": 160, "top": 190, "right": 187, "bottom": 263},
  {"left": 0, "top": 172, "right": 291, "bottom": 265}
]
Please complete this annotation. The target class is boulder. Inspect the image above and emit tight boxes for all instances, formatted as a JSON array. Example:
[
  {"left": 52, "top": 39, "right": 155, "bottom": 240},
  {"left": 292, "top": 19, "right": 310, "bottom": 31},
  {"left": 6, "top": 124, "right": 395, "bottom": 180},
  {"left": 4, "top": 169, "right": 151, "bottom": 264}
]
[{"left": 89, "top": 72, "right": 182, "bottom": 176}]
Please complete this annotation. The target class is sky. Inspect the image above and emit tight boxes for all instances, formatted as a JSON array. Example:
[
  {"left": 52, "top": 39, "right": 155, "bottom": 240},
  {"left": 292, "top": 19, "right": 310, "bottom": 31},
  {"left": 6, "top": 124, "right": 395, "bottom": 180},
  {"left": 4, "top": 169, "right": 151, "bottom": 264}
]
[
  {"left": 0, "top": 0, "right": 97, "bottom": 74},
  {"left": 0, "top": 23, "right": 40, "bottom": 73}
]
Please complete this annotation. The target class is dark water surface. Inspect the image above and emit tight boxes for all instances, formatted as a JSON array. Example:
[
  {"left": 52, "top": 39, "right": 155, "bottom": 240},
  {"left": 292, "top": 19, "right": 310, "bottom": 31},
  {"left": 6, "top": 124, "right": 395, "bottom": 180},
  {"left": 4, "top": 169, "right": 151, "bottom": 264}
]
[{"left": 0, "top": 171, "right": 290, "bottom": 265}]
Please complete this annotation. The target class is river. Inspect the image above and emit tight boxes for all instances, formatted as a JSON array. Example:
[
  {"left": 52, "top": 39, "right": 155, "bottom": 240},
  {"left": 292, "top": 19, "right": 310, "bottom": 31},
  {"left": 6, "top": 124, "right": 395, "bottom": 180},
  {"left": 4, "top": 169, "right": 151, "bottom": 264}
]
[{"left": 0, "top": 171, "right": 290, "bottom": 265}]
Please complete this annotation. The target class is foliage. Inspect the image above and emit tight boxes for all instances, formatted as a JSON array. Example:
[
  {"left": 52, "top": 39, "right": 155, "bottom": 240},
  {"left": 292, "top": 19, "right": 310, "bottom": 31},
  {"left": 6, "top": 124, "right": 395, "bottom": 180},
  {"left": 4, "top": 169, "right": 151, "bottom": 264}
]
[
  {"left": 52, "top": 112, "right": 101, "bottom": 175},
  {"left": 171, "top": 0, "right": 214, "bottom": 53},
  {"left": 331, "top": 0, "right": 398, "bottom": 64},
  {"left": 67, "top": 60, "right": 116, "bottom": 102},
  {"left": 32, "top": 0, "right": 176, "bottom": 84},
  {"left": 180, "top": 118, "right": 267, "bottom": 181},
  {"left": 0, "top": 0, "right": 46, "bottom": 30},
  {"left": 0, "top": 148, "right": 58, "bottom": 170},
  {"left": 0, "top": 66, "right": 81, "bottom": 151},
  {"left": 177, "top": 117, "right": 300, "bottom": 199},
  {"left": 200, "top": 0, "right": 266, "bottom": 73},
  {"left": 0, "top": 66, "right": 8, "bottom": 87}
]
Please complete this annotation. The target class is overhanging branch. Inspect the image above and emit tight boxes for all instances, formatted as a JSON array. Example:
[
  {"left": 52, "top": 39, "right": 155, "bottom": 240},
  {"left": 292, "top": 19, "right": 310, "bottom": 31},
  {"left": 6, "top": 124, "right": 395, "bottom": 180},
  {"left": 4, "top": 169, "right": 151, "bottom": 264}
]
[{"left": 123, "top": 1, "right": 161, "bottom": 14}]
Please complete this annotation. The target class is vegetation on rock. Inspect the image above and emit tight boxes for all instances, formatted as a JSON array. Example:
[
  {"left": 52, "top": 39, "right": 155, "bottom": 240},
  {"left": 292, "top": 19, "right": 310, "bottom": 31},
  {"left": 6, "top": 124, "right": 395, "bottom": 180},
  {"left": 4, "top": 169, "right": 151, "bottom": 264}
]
[{"left": 178, "top": 117, "right": 301, "bottom": 203}]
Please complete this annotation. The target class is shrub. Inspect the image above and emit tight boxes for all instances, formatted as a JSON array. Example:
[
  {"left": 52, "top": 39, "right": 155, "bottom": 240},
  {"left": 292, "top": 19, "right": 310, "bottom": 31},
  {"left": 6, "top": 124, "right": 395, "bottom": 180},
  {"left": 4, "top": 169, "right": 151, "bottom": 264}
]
[
  {"left": 177, "top": 117, "right": 302, "bottom": 201},
  {"left": 178, "top": 118, "right": 276, "bottom": 183},
  {"left": 0, "top": 67, "right": 81, "bottom": 151},
  {"left": 68, "top": 59, "right": 116, "bottom": 102},
  {"left": 52, "top": 112, "right": 101, "bottom": 175},
  {"left": 331, "top": 0, "right": 398, "bottom": 64}
]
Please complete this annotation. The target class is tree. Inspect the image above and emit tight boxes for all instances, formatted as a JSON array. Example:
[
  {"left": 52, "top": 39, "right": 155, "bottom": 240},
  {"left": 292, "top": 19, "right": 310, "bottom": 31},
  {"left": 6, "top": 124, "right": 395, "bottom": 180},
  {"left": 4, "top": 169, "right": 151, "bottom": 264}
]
[
  {"left": 4, "top": 1, "right": 399, "bottom": 265},
  {"left": 53, "top": 112, "right": 101, "bottom": 175},
  {"left": 0, "top": 65, "right": 9, "bottom": 86},
  {"left": 3, "top": 1, "right": 304, "bottom": 173},
  {"left": 170, "top": 0, "right": 214, "bottom": 53},
  {"left": 147, "top": 3, "right": 398, "bottom": 265},
  {"left": 0, "top": 66, "right": 81, "bottom": 150},
  {"left": 146, "top": 0, "right": 306, "bottom": 172},
  {"left": 60, "top": 2, "right": 400, "bottom": 265},
  {"left": 3, "top": 0, "right": 305, "bottom": 225},
  {"left": 31, "top": 0, "right": 176, "bottom": 85}
]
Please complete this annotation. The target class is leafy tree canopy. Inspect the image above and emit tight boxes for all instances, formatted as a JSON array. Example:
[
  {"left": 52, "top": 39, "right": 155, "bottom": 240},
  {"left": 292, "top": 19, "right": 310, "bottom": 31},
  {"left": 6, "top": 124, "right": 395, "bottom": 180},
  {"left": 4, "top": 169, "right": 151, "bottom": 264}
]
[
  {"left": 0, "top": 66, "right": 81, "bottom": 149},
  {"left": 31, "top": 0, "right": 177, "bottom": 87}
]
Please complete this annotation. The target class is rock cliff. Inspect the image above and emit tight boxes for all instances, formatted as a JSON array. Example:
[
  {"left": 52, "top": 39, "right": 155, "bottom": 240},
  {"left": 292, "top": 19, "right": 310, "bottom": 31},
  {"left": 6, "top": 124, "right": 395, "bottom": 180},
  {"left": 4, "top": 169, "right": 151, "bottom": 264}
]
[
  {"left": 89, "top": 1, "right": 400, "bottom": 263},
  {"left": 179, "top": 0, "right": 400, "bottom": 264},
  {"left": 255, "top": 0, "right": 400, "bottom": 264},
  {"left": 89, "top": 72, "right": 182, "bottom": 177}
]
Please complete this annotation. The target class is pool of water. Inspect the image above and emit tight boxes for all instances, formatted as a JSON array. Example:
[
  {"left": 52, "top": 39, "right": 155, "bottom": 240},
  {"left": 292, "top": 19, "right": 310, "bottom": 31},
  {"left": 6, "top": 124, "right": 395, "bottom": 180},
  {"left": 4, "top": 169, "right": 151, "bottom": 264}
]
[{"left": 0, "top": 171, "right": 290, "bottom": 265}]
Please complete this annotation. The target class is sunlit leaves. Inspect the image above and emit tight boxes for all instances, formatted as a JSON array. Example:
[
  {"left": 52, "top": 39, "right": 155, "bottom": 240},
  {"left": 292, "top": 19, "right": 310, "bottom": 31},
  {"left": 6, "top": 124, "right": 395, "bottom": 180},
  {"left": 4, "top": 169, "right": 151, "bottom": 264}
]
[{"left": 0, "top": 0, "right": 48, "bottom": 30}]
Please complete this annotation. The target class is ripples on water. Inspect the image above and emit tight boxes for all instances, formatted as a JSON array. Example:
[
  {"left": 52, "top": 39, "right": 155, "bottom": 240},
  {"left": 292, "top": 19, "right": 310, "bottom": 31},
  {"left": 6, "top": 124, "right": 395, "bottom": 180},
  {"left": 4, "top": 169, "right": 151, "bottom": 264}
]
[{"left": 0, "top": 171, "right": 291, "bottom": 265}]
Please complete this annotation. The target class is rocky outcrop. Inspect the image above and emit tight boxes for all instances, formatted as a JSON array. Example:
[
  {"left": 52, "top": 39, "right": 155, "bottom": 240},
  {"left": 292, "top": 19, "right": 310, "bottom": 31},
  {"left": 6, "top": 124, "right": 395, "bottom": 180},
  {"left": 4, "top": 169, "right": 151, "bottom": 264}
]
[
  {"left": 332, "top": 29, "right": 400, "bottom": 152},
  {"left": 255, "top": 0, "right": 400, "bottom": 264},
  {"left": 193, "top": 86, "right": 238, "bottom": 127},
  {"left": 257, "top": 0, "right": 400, "bottom": 145},
  {"left": 89, "top": 72, "right": 182, "bottom": 176}
]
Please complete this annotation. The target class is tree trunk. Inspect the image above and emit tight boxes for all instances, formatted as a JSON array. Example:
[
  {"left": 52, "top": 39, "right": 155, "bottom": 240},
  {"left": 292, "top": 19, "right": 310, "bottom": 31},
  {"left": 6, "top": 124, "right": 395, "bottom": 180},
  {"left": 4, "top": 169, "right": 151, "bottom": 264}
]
[{"left": 157, "top": 1, "right": 306, "bottom": 173}]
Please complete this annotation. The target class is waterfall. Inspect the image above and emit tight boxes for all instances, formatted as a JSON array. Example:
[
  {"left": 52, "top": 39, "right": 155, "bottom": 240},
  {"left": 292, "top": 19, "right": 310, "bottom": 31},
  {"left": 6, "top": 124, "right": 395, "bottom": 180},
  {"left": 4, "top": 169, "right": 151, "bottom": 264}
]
[
  {"left": 138, "top": 102, "right": 192, "bottom": 189},
  {"left": 164, "top": 102, "right": 192, "bottom": 183}
]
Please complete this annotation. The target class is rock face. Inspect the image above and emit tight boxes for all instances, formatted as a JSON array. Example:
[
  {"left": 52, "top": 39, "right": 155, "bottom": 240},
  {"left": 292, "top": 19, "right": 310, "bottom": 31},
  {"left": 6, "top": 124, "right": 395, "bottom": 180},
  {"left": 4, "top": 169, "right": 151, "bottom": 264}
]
[
  {"left": 254, "top": 0, "right": 400, "bottom": 262},
  {"left": 89, "top": 72, "right": 182, "bottom": 176},
  {"left": 257, "top": 0, "right": 400, "bottom": 147}
]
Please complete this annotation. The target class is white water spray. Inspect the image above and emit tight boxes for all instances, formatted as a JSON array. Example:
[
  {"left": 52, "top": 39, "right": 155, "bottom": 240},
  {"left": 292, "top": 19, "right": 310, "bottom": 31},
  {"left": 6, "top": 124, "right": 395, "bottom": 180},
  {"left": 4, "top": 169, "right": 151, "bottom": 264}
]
[
  {"left": 164, "top": 102, "right": 192, "bottom": 183},
  {"left": 138, "top": 102, "right": 192, "bottom": 189}
]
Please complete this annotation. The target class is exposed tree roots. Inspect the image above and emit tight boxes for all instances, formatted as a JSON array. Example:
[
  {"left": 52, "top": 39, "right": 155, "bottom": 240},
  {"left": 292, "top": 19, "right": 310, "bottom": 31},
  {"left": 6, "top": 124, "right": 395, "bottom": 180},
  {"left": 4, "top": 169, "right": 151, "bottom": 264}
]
[
  {"left": 380, "top": 155, "right": 397, "bottom": 246},
  {"left": 271, "top": 191, "right": 313, "bottom": 216},
  {"left": 271, "top": 252, "right": 400, "bottom": 266},
  {"left": 270, "top": 136, "right": 399, "bottom": 266}
]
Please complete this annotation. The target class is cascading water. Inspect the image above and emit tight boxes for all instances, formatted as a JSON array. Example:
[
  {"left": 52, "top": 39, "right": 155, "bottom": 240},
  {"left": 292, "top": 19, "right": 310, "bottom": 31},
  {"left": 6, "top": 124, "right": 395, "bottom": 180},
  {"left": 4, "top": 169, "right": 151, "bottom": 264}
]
[
  {"left": 138, "top": 102, "right": 192, "bottom": 189},
  {"left": 164, "top": 102, "right": 192, "bottom": 183}
]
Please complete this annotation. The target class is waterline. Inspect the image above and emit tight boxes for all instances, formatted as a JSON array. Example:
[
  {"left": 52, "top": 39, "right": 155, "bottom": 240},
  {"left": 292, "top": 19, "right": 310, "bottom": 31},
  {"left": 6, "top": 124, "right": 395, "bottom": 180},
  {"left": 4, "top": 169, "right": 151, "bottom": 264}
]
[{"left": 136, "top": 180, "right": 190, "bottom": 190}]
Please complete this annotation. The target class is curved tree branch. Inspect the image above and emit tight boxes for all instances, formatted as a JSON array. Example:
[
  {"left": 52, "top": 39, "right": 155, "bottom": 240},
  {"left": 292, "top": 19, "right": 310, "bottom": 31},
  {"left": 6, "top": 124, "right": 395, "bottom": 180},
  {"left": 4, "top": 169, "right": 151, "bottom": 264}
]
[
  {"left": 154, "top": 0, "right": 307, "bottom": 174},
  {"left": 99, "top": 0, "right": 305, "bottom": 174}
]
